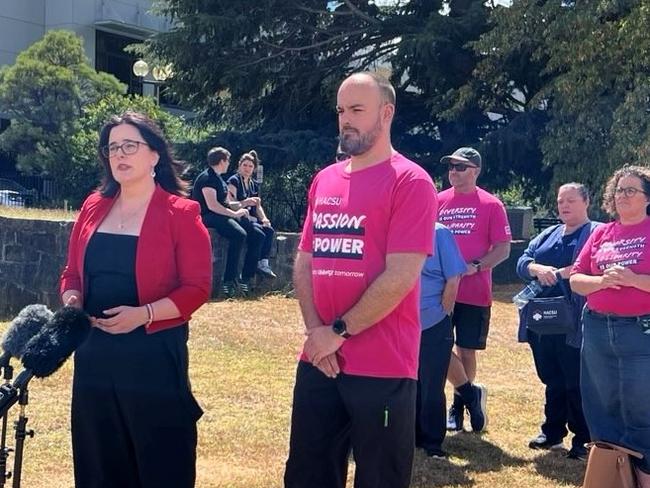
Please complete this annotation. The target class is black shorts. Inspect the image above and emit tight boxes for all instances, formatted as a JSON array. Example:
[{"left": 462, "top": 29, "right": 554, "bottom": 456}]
[{"left": 451, "top": 302, "right": 491, "bottom": 350}]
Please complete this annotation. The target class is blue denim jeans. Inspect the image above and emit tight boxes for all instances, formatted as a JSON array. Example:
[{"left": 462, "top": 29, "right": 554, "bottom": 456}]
[{"left": 581, "top": 308, "right": 650, "bottom": 472}]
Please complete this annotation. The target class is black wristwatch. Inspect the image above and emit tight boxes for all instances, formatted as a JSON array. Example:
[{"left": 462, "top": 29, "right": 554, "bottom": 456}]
[
  {"left": 332, "top": 318, "right": 351, "bottom": 339},
  {"left": 471, "top": 260, "right": 482, "bottom": 272}
]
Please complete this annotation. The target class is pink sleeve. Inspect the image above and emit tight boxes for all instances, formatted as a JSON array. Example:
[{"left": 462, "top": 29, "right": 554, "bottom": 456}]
[
  {"left": 572, "top": 230, "right": 597, "bottom": 275},
  {"left": 489, "top": 201, "right": 512, "bottom": 244},
  {"left": 386, "top": 177, "right": 437, "bottom": 255},
  {"left": 298, "top": 178, "right": 317, "bottom": 253}
]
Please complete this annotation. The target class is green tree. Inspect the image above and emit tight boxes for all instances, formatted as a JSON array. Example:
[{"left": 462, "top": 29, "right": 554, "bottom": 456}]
[
  {"left": 468, "top": 0, "right": 650, "bottom": 208},
  {"left": 0, "top": 30, "right": 123, "bottom": 196},
  {"left": 66, "top": 93, "right": 194, "bottom": 207},
  {"left": 140, "top": 1, "right": 499, "bottom": 173}
]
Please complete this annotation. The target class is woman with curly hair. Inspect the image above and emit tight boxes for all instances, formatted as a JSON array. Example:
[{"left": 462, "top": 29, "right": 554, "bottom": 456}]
[{"left": 571, "top": 165, "right": 650, "bottom": 487}]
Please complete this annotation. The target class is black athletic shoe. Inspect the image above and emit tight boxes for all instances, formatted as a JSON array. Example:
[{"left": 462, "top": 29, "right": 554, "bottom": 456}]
[
  {"left": 466, "top": 384, "right": 488, "bottom": 432},
  {"left": 566, "top": 445, "right": 588, "bottom": 461},
  {"left": 528, "top": 433, "right": 565, "bottom": 451},
  {"left": 447, "top": 403, "right": 464, "bottom": 431},
  {"left": 239, "top": 280, "right": 251, "bottom": 296},
  {"left": 257, "top": 262, "right": 277, "bottom": 279},
  {"left": 221, "top": 281, "right": 236, "bottom": 299},
  {"left": 426, "top": 447, "right": 449, "bottom": 459}
]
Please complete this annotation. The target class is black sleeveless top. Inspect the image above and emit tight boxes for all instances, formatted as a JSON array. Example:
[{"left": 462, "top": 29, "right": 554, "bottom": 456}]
[{"left": 84, "top": 232, "right": 139, "bottom": 319}]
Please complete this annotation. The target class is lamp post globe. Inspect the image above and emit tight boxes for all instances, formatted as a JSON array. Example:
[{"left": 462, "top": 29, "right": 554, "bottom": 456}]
[
  {"left": 132, "top": 59, "right": 149, "bottom": 78},
  {"left": 152, "top": 64, "right": 173, "bottom": 82}
]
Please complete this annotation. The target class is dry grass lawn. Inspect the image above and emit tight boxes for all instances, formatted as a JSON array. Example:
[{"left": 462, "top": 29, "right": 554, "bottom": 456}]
[
  {"left": 0, "top": 286, "right": 587, "bottom": 487},
  {"left": 0, "top": 206, "right": 77, "bottom": 222}
]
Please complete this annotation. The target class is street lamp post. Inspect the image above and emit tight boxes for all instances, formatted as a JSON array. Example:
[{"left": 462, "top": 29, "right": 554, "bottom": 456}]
[{"left": 132, "top": 59, "right": 172, "bottom": 103}]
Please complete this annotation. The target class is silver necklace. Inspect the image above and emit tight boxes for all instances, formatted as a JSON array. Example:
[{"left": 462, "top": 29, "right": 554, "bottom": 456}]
[{"left": 118, "top": 198, "right": 148, "bottom": 230}]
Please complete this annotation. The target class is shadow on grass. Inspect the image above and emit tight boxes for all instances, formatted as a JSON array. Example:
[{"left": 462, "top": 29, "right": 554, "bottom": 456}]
[
  {"left": 532, "top": 450, "right": 585, "bottom": 486},
  {"left": 410, "top": 433, "right": 528, "bottom": 487}
]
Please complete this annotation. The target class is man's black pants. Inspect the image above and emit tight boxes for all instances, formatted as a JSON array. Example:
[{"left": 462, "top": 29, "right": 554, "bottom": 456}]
[{"left": 284, "top": 361, "right": 416, "bottom": 488}]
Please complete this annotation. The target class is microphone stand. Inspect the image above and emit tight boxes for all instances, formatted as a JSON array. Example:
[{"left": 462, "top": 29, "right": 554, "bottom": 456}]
[
  {"left": 0, "top": 365, "right": 13, "bottom": 487},
  {"left": 11, "top": 383, "right": 33, "bottom": 488}
]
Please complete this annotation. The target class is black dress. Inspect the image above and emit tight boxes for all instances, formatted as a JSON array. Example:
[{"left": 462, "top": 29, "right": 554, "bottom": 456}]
[{"left": 72, "top": 232, "right": 202, "bottom": 488}]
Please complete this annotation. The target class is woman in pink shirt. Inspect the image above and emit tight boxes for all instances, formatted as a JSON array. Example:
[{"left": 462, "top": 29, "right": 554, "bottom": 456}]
[{"left": 571, "top": 166, "right": 650, "bottom": 487}]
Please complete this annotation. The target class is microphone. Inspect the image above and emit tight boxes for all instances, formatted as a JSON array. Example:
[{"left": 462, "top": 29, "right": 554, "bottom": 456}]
[
  {"left": 0, "top": 307, "right": 91, "bottom": 417},
  {"left": 20, "top": 306, "right": 91, "bottom": 380},
  {"left": 0, "top": 304, "right": 53, "bottom": 368}
]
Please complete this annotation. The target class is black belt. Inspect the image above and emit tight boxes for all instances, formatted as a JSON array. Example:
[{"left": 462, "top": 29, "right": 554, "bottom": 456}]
[{"left": 586, "top": 308, "right": 650, "bottom": 323}]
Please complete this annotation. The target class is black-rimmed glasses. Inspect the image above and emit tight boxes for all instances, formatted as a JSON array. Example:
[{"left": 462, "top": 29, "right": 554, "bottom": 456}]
[
  {"left": 614, "top": 187, "right": 647, "bottom": 198},
  {"left": 448, "top": 162, "right": 478, "bottom": 172},
  {"left": 101, "top": 140, "right": 149, "bottom": 158}
]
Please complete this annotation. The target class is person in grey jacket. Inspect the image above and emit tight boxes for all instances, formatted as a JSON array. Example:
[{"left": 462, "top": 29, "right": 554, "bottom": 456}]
[{"left": 516, "top": 182, "right": 600, "bottom": 460}]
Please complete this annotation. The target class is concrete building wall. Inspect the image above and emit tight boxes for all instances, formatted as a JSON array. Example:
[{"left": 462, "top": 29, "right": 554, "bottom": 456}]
[
  {"left": 0, "top": 0, "right": 167, "bottom": 68},
  {"left": 0, "top": 1, "right": 46, "bottom": 66}
]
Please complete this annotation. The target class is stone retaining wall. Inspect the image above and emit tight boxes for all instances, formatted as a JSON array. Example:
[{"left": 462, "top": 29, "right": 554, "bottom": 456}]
[{"left": 0, "top": 215, "right": 525, "bottom": 319}]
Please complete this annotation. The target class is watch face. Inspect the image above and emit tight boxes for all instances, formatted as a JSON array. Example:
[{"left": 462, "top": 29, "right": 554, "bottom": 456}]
[{"left": 332, "top": 318, "right": 347, "bottom": 335}]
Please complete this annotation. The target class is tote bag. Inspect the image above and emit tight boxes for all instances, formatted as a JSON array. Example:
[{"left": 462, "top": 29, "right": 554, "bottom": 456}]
[
  {"left": 582, "top": 441, "right": 643, "bottom": 488},
  {"left": 524, "top": 274, "right": 575, "bottom": 336}
]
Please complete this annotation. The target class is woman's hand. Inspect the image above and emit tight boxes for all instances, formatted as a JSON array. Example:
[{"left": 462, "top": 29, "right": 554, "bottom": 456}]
[
  {"left": 529, "top": 263, "right": 559, "bottom": 286},
  {"left": 64, "top": 294, "right": 82, "bottom": 309},
  {"left": 234, "top": 208, "right": 249, "bottom": 219},
  {"left": 600, "top": 267, "right": 624, "bottom": 290},
  {"left": 261, "top": 218, "right": 271, "bottom": 227},
  {"left": 95, "top": 306, "right": 149, "bottom": 334},
  {"left": 243, "top": 197, "right": 260, "bottom": 207},
  {"left": 602, "top": 265, "right": 637, "bottom": 289}
]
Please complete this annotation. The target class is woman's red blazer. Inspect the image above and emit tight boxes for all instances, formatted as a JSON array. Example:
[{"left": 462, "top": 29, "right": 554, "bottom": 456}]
[{"left": 60, "top": 185, "right": 213, "bottom": 333}]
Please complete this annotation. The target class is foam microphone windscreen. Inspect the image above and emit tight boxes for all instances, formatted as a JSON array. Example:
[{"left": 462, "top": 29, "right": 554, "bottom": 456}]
[
  {"left": 21, "top": 306, "right": 91, "bottom": 378},
  {"left": 1, "top": 304, "right": 53, "bottom": 362}
]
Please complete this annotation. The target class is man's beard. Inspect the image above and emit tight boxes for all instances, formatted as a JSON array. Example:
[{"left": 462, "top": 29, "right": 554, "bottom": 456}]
[{"left": 339, "top": 118, "right": 382, "bottom": 156}]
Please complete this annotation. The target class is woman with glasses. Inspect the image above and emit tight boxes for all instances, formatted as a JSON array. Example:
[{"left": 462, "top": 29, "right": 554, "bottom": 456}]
[
  {"left": 227, "top": 150, "right": 277, "bottom": 279},
  {"left": 60, "top": 111, "right": 212, "bottom": 488},
  {"left": 571, "top": 166, "right": 650, "bottom": 486},
  {"left": 516, "top": 183, "right": 599, "bottom": 460}
]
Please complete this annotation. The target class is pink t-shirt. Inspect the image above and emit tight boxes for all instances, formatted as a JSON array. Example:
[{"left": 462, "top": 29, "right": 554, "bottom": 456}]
[
  {"left": 298, "top": 153, "right": 438, "bottom": 379},
  {"left": 437, "top": 187, "right": 511, "bottom": 306},
  {"left": 572, "top": 218, "right": 650, "bottom": 315}
]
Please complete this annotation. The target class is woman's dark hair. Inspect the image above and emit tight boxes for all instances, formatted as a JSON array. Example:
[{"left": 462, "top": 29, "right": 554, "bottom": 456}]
[
  {"left": 238, "top": 150, "right": 260, "bottom": 169},
  {"left": 602, "top": 165, "right": 650, "bottom": 218},
  {"left": 98, "top": 111, "right": 188, "bottom": 197}
]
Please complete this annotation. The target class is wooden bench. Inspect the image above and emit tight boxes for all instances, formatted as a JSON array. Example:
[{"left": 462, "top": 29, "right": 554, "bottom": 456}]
[{"left": 532, "top": 217, "right": 562, "bottom": 234}]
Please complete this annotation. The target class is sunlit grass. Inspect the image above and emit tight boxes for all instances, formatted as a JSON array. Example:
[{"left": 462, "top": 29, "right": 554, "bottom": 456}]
[
  {"left": 0, "top": 206, "right": 77, "bottom": 221},
  {"left": 0, "top": 289, "right": 586, "bottom": 487}
]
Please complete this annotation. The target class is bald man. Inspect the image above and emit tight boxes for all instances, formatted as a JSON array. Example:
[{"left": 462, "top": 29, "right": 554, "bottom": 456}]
[{"left": 284, "top": 73, "right": 438, "bottom": 488}]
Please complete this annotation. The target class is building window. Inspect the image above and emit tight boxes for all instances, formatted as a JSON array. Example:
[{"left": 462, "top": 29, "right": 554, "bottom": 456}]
[{"left": 95, "top": 30, "right": 143, "bottom": 95}]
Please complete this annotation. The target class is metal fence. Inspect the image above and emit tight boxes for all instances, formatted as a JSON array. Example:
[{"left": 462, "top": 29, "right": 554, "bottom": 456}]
[{"left": 0, "top": 191, "right": 25, "bottom": 207}]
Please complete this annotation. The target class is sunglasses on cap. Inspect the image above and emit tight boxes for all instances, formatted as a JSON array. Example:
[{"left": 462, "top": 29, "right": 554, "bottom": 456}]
[{"left": 448, "top": 162, "right": 478, "bottom": 172}]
